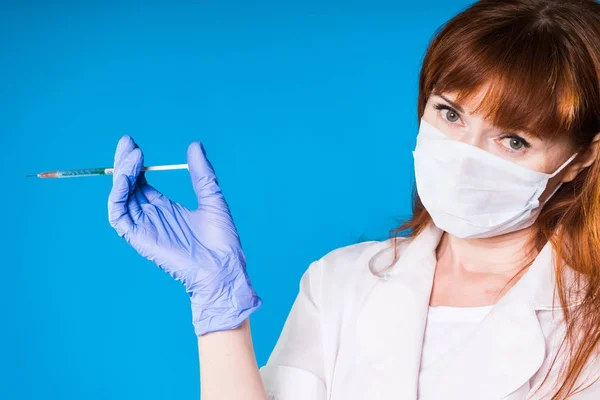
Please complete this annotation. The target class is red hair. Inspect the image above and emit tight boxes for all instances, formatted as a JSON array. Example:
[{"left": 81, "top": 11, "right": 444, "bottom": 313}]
[{"left": 395, "top": 1, "right": 600, "bottom": 397}]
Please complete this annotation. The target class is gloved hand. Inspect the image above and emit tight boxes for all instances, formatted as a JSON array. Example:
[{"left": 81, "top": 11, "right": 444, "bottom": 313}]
[{"left": 107, "top": 135, "right": 261, "bottom": 336}]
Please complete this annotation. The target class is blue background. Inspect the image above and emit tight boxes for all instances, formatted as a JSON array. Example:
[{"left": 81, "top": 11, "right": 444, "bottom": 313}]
[{"left": 3, "top": 1, "right": 472, "bottom": 398}]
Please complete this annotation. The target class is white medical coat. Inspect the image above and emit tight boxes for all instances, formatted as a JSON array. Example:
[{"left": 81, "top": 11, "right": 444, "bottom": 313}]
[{"left": 259, "top": 224, "right": 600, "bottom": 399}]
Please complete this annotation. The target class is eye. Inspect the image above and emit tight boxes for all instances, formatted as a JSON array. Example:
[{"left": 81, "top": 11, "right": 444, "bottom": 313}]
[
  {"left": 445, "top": 110, "right": 460, "bottom": 122},
  {"left": 433, "top": 103, "right": 461, "bottom": 124},
  {"left": 508, "top": 138, "right": 524, "bottom": 150},
  {"left": 501, "top": 135, "right": 531, "bottom": 151}
]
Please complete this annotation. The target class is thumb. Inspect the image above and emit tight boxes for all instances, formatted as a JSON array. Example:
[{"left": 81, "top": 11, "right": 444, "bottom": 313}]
[{"left": 187, "top": 142, "right": 223, "bottom": 207}]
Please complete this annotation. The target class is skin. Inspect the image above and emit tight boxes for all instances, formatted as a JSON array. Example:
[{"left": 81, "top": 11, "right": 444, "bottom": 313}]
[
  {"left": 423, "top": 89, "right": 600, "bottom": 306},
  {"left": 198, "top": 319, "right": 267, "bottom": 400}
]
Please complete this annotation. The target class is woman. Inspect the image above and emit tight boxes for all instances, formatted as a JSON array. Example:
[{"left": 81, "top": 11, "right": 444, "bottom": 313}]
[{"left": 107, "top": 0, "right": 600, "bottom": 399}]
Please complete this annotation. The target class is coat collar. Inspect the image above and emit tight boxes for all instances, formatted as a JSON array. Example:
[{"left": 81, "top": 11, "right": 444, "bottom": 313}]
[
  {"left": 371, "top": 223, "right": 582, "bottom": 310},
  {"left": 353, "top": 223, "right": 578, "bottom": 400}
]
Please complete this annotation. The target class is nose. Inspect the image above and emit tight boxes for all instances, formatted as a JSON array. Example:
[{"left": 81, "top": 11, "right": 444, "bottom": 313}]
[{"left": 452, "top": 124, "right": 488, "bottom": 149}]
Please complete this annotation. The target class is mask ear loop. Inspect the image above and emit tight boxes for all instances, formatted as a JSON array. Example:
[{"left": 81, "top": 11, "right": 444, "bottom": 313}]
[
  {"left": 538, "top": 152, "right": 579, "bottom": 206},
  {"left": 550, "top": 152, "right": 579, "bottom": 178}
]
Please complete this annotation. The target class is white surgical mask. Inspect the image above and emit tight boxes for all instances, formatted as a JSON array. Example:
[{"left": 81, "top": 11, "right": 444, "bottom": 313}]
[{"left": 413, "top": 119, "right": 577, "bottom": 239}]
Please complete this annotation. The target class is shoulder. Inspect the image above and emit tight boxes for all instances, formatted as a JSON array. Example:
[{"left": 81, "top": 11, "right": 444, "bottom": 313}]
[
  {"left": 319, "top": 240, "right": 385, "bottom": 269},
  {"left": 306, "top": 236, "right": 413, "bottom": 294},
  {"left": 319, "top": 236, "right": 412, "bottom": 272},
  {"left": 293, "top": 237, "right": 413, "bottom": 335}
]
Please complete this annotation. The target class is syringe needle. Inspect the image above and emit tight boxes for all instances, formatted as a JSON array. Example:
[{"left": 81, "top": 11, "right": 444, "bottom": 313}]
[{"left": 26, "top": 164, "right": 188, "bottom": 179}]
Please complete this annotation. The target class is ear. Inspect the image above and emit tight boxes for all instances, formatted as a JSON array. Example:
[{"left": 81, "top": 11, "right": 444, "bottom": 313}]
[{"left": 562, "top": 132, "right": 600, "bottom": 183}]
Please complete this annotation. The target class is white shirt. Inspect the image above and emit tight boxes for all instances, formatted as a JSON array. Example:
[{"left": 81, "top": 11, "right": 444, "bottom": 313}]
[
  {"left": 260, "top": 223, "right": 597, "bottom": 400},
  {"left": 418, "top": 305, "right": 494, "bottom": 399}
]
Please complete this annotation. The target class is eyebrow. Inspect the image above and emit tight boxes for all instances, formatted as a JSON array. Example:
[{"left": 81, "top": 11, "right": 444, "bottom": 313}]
[{"left": 438, "top": 94, "right": 465, "bottom": 114}]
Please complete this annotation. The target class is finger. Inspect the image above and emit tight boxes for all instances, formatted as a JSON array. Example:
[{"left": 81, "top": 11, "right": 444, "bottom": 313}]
[
  {"left": 136, "top": 171, "right": 167, "bottom": 205},
  {"left": 139, "top": 181, "right": 167, "bottom": 205},
  {"left": 134, "top": 171, "right": 149, "bottom": 205},
  {"left": 108, "top": 174, "right": 134, "bottom": 236},
  {"left": 115, "top": 147, "right": 144, "bottom": 189},
  {"left": 128, "top": 187, "right": 143, "bottom": 222},
  {"left": 113, "top": 136, "right": 137, "bottom": 180},
  {"left": 109, "top": 149, "right": 144, "bottom": 235},
  {"left": 187, "top": 142, "right": 223, "bottom": 207},
  {"left": 137, "top": 170, "right": 148, "bottom": 187},
  {"left": 121, "top": 149, "right": 144, "bottom": 222}
]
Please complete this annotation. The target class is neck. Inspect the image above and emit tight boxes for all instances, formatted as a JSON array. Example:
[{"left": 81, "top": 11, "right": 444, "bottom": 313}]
[{"left": 436, "top": 227, "right": 538, "bottom": 276}]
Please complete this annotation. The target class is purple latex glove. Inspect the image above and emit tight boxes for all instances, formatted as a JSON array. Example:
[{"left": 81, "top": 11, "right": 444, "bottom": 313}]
[{"left": 107, "top": 136, "right": 261, "bottom": 336}]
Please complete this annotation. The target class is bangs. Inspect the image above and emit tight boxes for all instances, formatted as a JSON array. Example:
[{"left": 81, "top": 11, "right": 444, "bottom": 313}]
[{"left": 425, "top": 20, "right": 586, "bottom": 139}]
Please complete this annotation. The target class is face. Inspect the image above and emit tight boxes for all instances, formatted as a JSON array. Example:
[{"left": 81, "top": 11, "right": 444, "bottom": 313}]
[{"left": 421, "top": 89, "right": 598, "bottom": 200}]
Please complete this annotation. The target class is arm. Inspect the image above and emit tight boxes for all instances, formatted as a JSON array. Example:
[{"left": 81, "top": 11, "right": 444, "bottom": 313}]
[
  {"left": 199, "top": 319, "right": 267, "bottom": 400},
  {"left": 107, "top": 137, "right": 263, "bottom": 398},
  {"left": 197, "top": 258, "right": 327, "bottom": 400}
]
